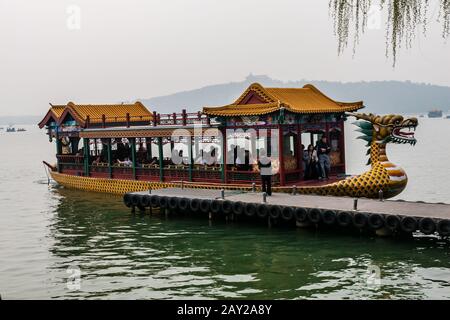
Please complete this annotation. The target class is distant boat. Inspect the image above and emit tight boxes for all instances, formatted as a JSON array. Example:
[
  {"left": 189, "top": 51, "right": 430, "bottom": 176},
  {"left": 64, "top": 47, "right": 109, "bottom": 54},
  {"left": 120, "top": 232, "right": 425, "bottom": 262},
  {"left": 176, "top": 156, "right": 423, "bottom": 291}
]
[
  {"left": 428, "top": 109, "right": 443, "bottom": 118},
  {"left": 446, "top": 115, "right": 450, "bottom": 119},
  {"left": 17, "top": 128, "right": 26, "bottom": 132},
  {"left": 6, "top": 127, "right": 16, "bottom": 132}
]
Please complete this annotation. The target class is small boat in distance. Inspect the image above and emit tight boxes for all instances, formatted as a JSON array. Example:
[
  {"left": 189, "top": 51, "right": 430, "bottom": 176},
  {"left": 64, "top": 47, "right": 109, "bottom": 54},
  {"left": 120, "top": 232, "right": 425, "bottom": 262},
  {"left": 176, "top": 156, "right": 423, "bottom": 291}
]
[
  {"left": 17, "top": 128, "right": 26, "bottom": 132},
  {"left": 6, "top": 127, "right": 16, "bottom": 132},
  {"left": 428, "top": 109, "right": 443, "bottom": 118}
]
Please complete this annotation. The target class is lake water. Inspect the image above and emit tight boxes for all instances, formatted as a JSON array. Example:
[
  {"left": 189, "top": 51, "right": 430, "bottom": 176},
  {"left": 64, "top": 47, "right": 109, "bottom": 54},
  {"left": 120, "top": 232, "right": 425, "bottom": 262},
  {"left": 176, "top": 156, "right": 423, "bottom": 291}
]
[{"left": 0, "top": 118, "right": 449, "bottom": 299}]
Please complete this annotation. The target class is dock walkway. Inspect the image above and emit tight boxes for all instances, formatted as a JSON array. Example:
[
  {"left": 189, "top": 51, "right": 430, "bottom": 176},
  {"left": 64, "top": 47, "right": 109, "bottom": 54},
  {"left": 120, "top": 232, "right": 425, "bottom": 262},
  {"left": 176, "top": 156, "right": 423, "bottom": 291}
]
[{"left": 125, "top": 188, "right": 450, "bottom": 237}]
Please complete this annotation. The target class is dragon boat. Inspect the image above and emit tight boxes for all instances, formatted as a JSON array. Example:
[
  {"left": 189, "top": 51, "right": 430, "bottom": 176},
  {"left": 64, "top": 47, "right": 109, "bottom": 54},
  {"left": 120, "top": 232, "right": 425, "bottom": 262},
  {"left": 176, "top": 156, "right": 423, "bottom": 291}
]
[{"left": 39, "top": 83, "right": 417, "bottom": 199}]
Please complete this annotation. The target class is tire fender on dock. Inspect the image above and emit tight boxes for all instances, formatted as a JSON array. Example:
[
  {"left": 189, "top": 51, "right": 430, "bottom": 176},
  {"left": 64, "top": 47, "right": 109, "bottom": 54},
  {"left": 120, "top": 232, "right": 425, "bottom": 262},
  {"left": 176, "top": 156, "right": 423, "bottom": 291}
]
[
  {"left": 232, "top": 201, "right": 245, "bottom": 215},
  {"left": 368, "top": 213, "right": 385, "bottom": 230},
  {"left": 418, "top": 217, "right": 436, "bottom": 235},
  {"left": 221, "top": 200, "right": 233, "bottom": 215},
  {"left": 281, "top": 206, "right": 294, "bottom": 221},
  {"left": 131, "top": 194, "right": 142, "bottom": 207},
  {"left": 308, "top": 208, "right": 321, "bottom": 224},
  {"left": 150, "top": 195, "right": 160, "bottom": 208},
  {"left": 437, "top": 220, "right": 450, "bottom": 236},
  {"left": 353, "top": 212, "right": 368, "bottom": 229},
  {"left": 321, "top": 210, "right": 336, "bottom": 225},
  {"left": 168, "top": 197, "right": 178, "bottom": 210},
  {"left": 269, "top": 205, "right": 282, "bottom": 219},
  {"left": 210, "top": 200, "right": 222, "bottom": 214},
  {"left": 123, "top": 193, "right": 133, "bottom": 208},
  {"left": 139, "top": 195, "right": 151, "bottom": 208},
  {"left": 245, "top": 203, "right": 257, "bottom": 217},
  {"left": 177, "top": 197, "right": 189, "bottom": 211},
  {"left": 200, "top": 199, "right": 212, "bottom": 213},
  {"left": 256, "top": 203, "right": 268, "bottom": 218},
  {"left": 159, "top": 196, "right": 169, "bottom": 209},
  {"left": 385, "top": 215, "right": 401, "bottom": 231},
  {"left": 400, "top": 216, "right": 418, "bottom": 233},
  {"left": 337, "top": 211, "right": 352, "bottom": 227},
  {"left": 189, "top": 198, "right": 201, "bottom": 212},
  {"left": 294, "top": 207, "right": 308, "bottom": 223}
]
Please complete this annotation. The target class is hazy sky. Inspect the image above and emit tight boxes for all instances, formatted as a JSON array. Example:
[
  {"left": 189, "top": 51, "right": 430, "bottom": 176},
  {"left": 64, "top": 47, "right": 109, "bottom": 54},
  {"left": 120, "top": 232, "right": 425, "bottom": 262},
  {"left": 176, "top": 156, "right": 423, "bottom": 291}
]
[{"left": 1, "top": 0, "right": 449, "bottom": 116}]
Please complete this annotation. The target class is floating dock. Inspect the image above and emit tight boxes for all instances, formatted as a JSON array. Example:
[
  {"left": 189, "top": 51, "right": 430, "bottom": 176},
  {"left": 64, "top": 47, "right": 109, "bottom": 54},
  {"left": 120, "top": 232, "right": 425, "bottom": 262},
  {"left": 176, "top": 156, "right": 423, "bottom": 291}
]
[{"left": 124, "top": 188, "right": 450, "bottom": 238}]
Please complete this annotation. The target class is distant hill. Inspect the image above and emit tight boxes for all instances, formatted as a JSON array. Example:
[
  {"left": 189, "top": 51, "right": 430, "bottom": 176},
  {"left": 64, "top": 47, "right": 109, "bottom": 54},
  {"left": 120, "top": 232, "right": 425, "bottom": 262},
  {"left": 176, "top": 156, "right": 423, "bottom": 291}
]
[
  {"left": 0, "top": 115, "right": 41, "bottom": 125},
  {"left": 140, "top": 74, "right": 450, "bottom": 115}
]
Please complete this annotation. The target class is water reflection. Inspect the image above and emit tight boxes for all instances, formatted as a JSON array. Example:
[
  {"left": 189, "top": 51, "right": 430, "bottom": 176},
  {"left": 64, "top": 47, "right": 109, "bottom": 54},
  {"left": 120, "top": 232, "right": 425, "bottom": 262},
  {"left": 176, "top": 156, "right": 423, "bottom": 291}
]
[{"left": 48, "top": 187, "right": 450, "bottom": 299}]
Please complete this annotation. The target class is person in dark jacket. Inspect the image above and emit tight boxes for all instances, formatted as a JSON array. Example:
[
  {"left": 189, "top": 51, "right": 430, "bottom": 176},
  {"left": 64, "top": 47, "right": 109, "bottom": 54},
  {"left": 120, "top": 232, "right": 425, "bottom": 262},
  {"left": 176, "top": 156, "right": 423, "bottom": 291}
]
[
  {"left": 258, "top": 148, "right": 272, "bottom": 196},
  {"left": 316, "top": 136, "right": 331, "bottom": 179}
]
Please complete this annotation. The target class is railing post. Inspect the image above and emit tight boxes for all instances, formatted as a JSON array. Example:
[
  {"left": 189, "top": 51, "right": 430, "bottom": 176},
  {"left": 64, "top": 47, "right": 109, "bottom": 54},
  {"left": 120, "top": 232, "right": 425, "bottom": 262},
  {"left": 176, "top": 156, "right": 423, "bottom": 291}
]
[
  {"left": 107, "top": 138, "right": 112, "bottom": 179},
  {"left": 188, "top": 135, "right": 193, "bottom": 182},
  {"left": 131, "top": 138, "right": 137, "bottom": 180},
  {"left": 83, "top": 138, "right": 90, "bottom": 177},
  {"left": 146, "top": 138, "right": 153, "bottom": 161},
  {"left": 55, "top": 135, "right": 62, "bottom": 173},
  {"left": 278, "top": 123, "right": 285, "bottom": 186},
  {"left": 126, "top": 113, "right": 130, "bottom": 128},
  {"left": 152, "top": 111, "right": 157, "bottom": 127},
  {"left": 182, "top": 109, "right": 187, "bottom": 126},
  {"left": 158, "top": 137, "right": 164, "bottom": 182}
]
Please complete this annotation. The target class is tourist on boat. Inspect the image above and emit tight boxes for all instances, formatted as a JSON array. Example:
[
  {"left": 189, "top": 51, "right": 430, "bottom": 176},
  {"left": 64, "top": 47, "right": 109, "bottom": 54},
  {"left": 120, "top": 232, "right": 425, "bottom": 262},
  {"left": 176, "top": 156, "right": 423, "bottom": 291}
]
[
  {"left": 301, "top": 144, "right": 307, "bottom": 172},
  {"left": 92, "top": 156, "right": 102, "bottom": 165},
  {"left": 117, "top": 157, "right": 133, "bottom": 167},
  {"left": 304, "top": 144, "right": 319, "bottom": 180},
  {"left": 258, "top": 148, "right": 272, "bottom": 196},
  {"left": 316, "top": 136, "right": 331, "bottom": 180}
]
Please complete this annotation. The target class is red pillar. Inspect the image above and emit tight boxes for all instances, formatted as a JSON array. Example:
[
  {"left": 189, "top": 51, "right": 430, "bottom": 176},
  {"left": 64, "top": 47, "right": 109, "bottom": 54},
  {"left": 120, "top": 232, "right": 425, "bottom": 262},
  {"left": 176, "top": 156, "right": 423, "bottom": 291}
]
[
  {"left": 278, "top": 124, "right": 285, "bottom": 186},
  {"left": 221, "top": 127, "right": 228, "bottom": 183},
  {"left": 297, "top": 123, "right": 302, "bottom": 175}
]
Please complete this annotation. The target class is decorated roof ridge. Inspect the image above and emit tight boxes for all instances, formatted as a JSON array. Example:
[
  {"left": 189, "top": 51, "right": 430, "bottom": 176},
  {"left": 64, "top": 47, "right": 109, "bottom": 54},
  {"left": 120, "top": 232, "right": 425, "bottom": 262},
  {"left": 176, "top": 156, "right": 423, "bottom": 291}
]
[
  {"left": 203, "top": 102, "right": 280, "bottom": 117},
  {"left": 38, "top": 104, "right": 67, "bottom": 128},
  {"left": 300, "top": 84, "right": 363, "bottom": 107},
  {"left": 202, "top": 82, "right": 364, "bottom": 117},
  {"left": 38, "top": 101, "right": 152, "bottom": 128}
]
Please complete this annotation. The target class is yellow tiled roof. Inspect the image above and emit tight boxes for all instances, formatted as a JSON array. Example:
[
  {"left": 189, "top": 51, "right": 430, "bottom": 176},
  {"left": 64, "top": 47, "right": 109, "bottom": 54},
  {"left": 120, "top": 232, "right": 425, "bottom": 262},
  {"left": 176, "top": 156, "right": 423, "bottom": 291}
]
[
  {"left": 39, "top": 101, "right": 152, "bottom": 128},
  {"left": 49, "top": 104, "right": 66, "bottom": 118},
  {"left": 38, "top": 104, "right": 67, "bottom": 128},
  {"left": 203, "top": 83, "right": 363, "bottom": 116},
  {"left": 65, "top": 101, "right": 152, "bottom": 124}
]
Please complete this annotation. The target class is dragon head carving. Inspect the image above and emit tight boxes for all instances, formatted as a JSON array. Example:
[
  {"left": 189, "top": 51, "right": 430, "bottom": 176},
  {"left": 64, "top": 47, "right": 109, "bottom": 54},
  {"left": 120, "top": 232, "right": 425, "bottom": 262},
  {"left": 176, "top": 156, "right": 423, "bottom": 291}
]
[{"left": 349, "top": 113, "right": 418, "bottom": 146}]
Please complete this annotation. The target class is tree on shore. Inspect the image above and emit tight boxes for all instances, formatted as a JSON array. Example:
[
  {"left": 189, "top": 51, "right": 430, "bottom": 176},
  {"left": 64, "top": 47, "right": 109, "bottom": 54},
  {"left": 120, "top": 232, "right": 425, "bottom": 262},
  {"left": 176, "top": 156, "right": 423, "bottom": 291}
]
[{"left": 329, "top": 0, "right": 450, "bottom": 65}]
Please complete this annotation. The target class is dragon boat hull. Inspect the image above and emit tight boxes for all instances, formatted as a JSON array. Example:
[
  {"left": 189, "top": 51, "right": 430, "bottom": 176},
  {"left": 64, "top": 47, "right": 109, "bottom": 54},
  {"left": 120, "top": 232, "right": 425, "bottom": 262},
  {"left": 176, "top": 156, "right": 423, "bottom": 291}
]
[{"left": 50, "top": 171, "right": 404, "bottom": 199}]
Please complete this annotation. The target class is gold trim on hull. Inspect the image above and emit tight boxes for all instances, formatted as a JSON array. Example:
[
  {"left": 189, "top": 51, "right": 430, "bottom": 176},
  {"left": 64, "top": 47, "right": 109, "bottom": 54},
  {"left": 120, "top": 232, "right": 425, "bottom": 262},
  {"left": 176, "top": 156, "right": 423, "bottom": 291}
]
[{"left": 50, "top": 172, "right": 255, "bottom": 195}]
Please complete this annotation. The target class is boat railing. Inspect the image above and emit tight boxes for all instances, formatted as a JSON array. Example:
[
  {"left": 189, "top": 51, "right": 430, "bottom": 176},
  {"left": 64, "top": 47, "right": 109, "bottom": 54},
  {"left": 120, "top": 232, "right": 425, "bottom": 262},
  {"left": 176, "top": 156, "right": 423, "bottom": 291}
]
[
  {"left": 57, "top": 154, "right": 84, "bottom": 164},
  {"left": 83, "top": 110, "right": 214, "bottom": 129}
]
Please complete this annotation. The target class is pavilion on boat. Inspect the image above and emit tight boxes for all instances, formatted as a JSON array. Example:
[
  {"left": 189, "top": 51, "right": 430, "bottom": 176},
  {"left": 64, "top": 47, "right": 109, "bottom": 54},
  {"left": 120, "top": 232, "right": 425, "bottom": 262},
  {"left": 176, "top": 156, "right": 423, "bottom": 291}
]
[{"left": 38, "top": 83, "right": 364, "bottom": 187}]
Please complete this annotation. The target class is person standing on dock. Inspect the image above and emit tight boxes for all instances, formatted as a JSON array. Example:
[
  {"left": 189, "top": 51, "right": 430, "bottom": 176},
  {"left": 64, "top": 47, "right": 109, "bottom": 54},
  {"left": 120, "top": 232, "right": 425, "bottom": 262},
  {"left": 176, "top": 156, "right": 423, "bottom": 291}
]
[
  {"left": 258, "top": 148, "right": 272, "bottom": 196},
  {"left": 317, "top": 135, "right": 331, "bottom": 180}
]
